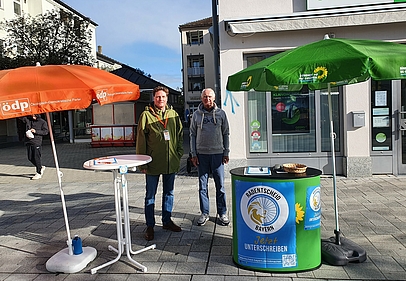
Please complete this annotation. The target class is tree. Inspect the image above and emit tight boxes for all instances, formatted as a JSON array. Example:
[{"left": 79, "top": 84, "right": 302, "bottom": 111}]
[
  {"left": 0, "top": 9, "right": 96, "bottom": 69},
  {"left": 134, "top": 68, "right": 151, "bottom": 78}
]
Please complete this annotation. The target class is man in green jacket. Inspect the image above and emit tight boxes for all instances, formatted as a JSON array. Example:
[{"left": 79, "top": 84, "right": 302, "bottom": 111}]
[{"left": 136, "top": 86, "right": 184, "bottom": 241}]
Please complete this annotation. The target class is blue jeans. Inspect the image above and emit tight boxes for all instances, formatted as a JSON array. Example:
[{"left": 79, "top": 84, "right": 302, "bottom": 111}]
[
  {"left": 145, "top": 173, "right": 175, "bottom": 227},
  {"left": 197, "top": 154, "right": 227, "bottom": 216}
]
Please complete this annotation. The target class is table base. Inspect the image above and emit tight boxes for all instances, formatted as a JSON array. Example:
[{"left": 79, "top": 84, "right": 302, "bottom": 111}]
[{"left": 90, "top": 170, "right": 156, "bottom": 274}]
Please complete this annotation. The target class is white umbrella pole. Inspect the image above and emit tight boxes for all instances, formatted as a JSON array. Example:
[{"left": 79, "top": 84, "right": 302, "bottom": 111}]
[
  {"left": 45, "top": 113, "right": 73, "bottom": 255},
  {"left": 327, "top": 83, "right": 341, "bottom": 244}
]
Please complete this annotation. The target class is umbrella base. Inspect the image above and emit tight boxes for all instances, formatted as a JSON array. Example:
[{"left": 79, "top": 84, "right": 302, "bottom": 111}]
[
  {"left": 321, "top": 236, "right": 367, "bottom": 266},
  {"left": 46, "top": 246, "right": 97, "bottom": 273}
]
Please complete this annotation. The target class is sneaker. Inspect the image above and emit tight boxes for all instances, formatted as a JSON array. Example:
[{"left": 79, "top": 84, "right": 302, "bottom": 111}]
[
  {"left": 31, "top": 173, "right": 42, "bottom": 180},
  {"left": 41, "top": 166, "right": 46, "bottom": 175},
  {"left": 162, "top": 220, "right": 182, "bottom": 232},
  {"left": 197, "top": 214, "right": 209, "bottom": 226},
  {"left": 218, "top": 214, "right": 230, "bottom": 226},
  {"left": 144, "top": 226, "right": 154, "bottom": 241}
]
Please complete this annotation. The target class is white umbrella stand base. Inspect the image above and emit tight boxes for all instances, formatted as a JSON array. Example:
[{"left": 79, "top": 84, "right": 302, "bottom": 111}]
[{"left": 46, "top": 246, "right": 97, "bottom": 274}]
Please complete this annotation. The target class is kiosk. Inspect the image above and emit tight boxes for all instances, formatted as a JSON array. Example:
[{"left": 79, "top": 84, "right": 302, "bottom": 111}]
[{"left": 230, "top": 167, "right": 322, "bottom": 272}]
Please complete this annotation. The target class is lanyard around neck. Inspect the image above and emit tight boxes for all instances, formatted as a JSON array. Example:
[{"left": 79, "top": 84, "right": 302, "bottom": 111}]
[{"left": 150, "top": 106, "right": 168, "bottom": 129}]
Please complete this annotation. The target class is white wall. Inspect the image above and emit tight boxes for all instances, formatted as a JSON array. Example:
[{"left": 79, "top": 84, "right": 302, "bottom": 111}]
[
  {"left": 221, "top": 48, "right": 247, "bottom": 159},
  {"left": 219, "top": 0, "right": 294, "bottom": 19},
  {"left": 343, "top": 82, "right": 370, "bottom": 157}
]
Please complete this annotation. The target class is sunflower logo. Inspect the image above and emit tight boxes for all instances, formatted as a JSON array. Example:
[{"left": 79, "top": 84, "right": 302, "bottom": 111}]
[
  {"left": 241, "top": 76, "right": 253, "bottom": 90},
  {"left": 314, "top": 66, "right": 328, "bottom": 80},
  {"left": 295, "top": 203, "right": 304, "bottom": 224},
  {"left": 246, "top": 76, "right": 252, "bottom": 87}
]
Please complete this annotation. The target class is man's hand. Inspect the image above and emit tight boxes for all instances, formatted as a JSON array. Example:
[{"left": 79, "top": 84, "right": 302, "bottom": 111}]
[
  {"left": 222, "top": 156, "right": 229, "bottom": 164},
  {"left": 191, "top": 156, "right": 199, "bottom": 167}
]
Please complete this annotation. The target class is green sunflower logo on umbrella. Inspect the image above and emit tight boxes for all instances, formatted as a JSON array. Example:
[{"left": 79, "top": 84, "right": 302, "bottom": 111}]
[{"left": 314, "top": 66, "right": 328, "bottom": 80}]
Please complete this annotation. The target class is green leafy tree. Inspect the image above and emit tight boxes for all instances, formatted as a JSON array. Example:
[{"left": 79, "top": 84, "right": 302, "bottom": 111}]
[{"left": 0, "top": 9, "right": 96, "bottom": 69}]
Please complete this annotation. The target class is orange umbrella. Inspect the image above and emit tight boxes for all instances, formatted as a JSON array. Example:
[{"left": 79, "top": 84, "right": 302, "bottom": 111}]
[
  {"left": 0, "top": 64, "right": 140, "bottom": 119},
  {"left": 0, "top": 64, "right": 140, "bottom": 271}
]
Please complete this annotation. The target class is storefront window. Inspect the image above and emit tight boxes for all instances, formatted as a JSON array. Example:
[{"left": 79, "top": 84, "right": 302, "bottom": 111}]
[
  {"left": 74, "top": 108, "right": 92, "bottom": 136},
  {"left": 245, "top": 53, "right": 342, "bottom": 156},
  {"left": 272, "top": 90, "right": 316, "bottom": 153},
  {"left": 248, "top": 91, "right": 268, "bottom": 153},
  {"left": 371, "top": 80, "right": 392, "bottom": 151}
]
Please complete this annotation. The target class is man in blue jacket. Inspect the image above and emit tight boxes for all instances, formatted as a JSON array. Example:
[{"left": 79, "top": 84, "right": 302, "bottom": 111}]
[
  {"left": 21, "top": 114, "right": 49, "bottom": 180},
  {"left": 189, "top": 88, "right": 230, "bottom": 226}
]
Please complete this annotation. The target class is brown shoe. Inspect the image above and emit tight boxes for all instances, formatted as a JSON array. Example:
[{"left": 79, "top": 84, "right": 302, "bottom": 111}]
[
  {"left": 162, "top": 220, "right": 181, "bottom": 232},
  {"left": 144, "top": 226, "right": 154, "bottom": 241}
]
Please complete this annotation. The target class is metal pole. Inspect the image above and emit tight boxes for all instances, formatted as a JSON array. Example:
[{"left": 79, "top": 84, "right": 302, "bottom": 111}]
[
  {"left": 327, "top": 83, "right": 340, "bottom": 244},
  {"left": 68, "top": 111, "right": 74, "bottom": 143},
  {"left": 212, "top": 0, "right": 220, "bottom": 105},
  {"left": 45, "top": 112, "right": 73, "bottom": 255}
]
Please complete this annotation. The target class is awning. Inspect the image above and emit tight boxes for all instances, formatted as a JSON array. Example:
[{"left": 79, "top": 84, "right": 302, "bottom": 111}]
[{"left": 226, "top": 6, "right": 406, "bottom": 34}]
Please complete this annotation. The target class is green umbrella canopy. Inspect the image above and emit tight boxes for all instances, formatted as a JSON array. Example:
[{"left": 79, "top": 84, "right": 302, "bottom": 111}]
[{"left": 226, "top": 38, "right": 406, "bottom": 92}]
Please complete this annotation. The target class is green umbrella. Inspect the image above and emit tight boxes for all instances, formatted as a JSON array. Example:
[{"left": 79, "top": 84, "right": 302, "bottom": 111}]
[
  {"left": 226, "top": 37, "right": 406, "bottom": 265},
  {"left": 227, "top": 38, "right": 406, "bottom": 92}
]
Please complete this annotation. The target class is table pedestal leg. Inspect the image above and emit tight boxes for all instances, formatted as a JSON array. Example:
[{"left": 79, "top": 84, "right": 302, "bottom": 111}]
[{"left": 91, "top": 170, "right": 156, "bottom": 274}]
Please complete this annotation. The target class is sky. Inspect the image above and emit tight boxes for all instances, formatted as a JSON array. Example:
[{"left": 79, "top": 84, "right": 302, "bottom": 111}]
[{"left": 62, "top": 0, "right": 213, "bottom": 90}]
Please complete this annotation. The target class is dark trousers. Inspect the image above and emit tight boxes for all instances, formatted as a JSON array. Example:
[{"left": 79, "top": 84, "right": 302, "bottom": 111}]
[{"left": 27, "top": 144, "right": 42, "bottom": 174}]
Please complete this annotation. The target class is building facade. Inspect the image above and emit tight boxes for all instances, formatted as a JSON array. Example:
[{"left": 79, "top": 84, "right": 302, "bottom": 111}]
[
  {"left": 216, "top": 0, "right": 406, "bottom": 177},
  {"left": 179, "top": 17, "right": 215, "bottom": 120}
]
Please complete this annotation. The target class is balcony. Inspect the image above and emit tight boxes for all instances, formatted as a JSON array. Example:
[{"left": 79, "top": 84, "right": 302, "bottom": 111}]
[{"left": 187, "top": 67, "right": 204, "bottom": 77}]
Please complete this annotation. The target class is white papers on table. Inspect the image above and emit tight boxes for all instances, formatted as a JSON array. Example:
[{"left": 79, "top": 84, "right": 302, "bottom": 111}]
[
  {"left": 244, "top": 166, "right": 271, "bottom": 175},
  {"left": 93, "top": 157, "right": 117, "bottom": 165}
]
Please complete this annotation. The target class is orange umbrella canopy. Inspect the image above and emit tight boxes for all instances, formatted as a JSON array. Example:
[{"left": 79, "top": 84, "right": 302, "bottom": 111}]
[{"left": 0, "top": 64, "right": 140, "bottom": 119}]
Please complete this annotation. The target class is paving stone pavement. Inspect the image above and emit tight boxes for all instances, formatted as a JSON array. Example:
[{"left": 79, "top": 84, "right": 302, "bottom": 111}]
[{"left": 0, "top": 138, "right": 405, "bottom": 280}]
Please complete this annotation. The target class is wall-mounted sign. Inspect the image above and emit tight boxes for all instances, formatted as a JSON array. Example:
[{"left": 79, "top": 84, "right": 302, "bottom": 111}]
[
  {"left": 307, "top": 0, "right": 406, "bottom": 10},
  {"left": 375, "top": 91, "right": 387, "bottom": 106}
]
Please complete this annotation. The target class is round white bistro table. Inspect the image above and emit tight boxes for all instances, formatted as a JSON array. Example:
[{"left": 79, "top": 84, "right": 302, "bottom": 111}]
[{"left": 83, "top": 154, "right": 155, "bottom": 274}]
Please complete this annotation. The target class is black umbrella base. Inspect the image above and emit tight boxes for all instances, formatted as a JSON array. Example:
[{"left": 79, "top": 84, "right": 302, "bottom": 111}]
[{"left": 321, "top": 236, "right": 367, "bottom": 266}]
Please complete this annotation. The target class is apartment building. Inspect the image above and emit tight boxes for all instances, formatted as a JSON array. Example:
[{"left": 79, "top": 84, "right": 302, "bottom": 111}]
[{"left": 179, "top": 17, "right": 215, "bottom": 119}]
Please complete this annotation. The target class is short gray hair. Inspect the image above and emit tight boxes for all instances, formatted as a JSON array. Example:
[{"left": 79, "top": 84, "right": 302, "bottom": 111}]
[{"left": 201, "top": 88, "right": 215, "bottom": 98}]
